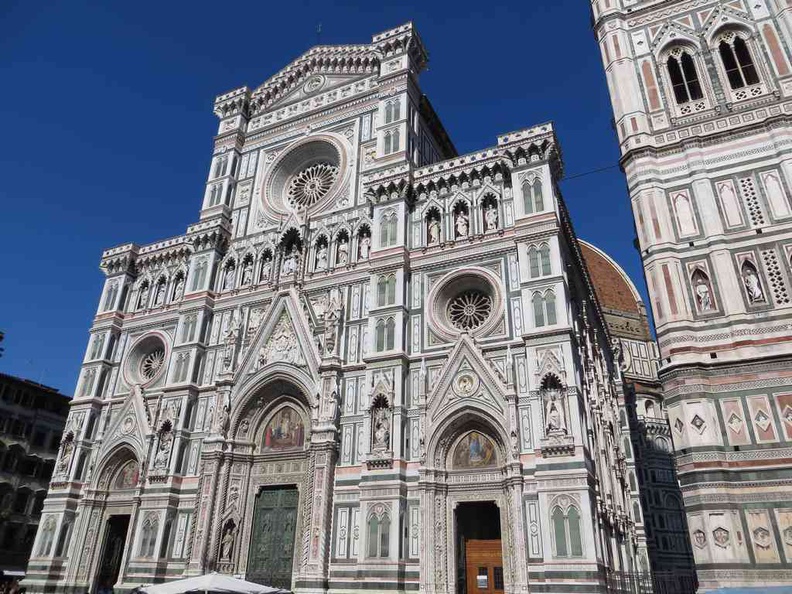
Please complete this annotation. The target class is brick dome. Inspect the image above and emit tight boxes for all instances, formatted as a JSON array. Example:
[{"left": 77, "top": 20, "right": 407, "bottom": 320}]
[{"left": 579, "top": 240, "right": 651, "bottom": 340}]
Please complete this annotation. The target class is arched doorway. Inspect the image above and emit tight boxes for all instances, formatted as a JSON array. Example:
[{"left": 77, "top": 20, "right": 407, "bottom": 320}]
[
  {"left": 420, "top": 414, "right": 528, "bottom": 594},
  {"left": 215, "top": 376, "right": 315, "bottom": 591},
  {"left": 92, "top": 449, "right": 140, "bottom": 594}
]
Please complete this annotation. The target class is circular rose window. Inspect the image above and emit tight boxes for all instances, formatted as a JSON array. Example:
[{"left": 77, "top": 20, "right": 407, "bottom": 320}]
[
  {"left": 427, "top": 267, "right": 505, "bottom": 342},
  {"left": 448, "top": 290, "right": 492, "bottom": 331},
  {"left": 124, "top": 333, "right": 168, "bottom": 386},
  {"left": 286, "top": 162, "right": 339, "bottom": 209},
  {"left": 262, "top": 136, "right": 347, "bottom": 216}
]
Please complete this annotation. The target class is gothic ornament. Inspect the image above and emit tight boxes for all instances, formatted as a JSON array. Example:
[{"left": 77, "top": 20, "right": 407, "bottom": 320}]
[
  {"left": 448, "top": 290, "right": 492, "bottom": 331},
  {"left": 452, "top": 371, "right": 480, "bottom": 398},
  {"left": 258, "top": 314, "right": 306, "bottom": 367},
  {"left": 693, "top": 529, "right": 707, "bottom": 548},
  {"left": 713, "top": 527, "right": 730, "bottom": 548},
  {"left": 286, "top": 163, "right": 339, "bottom": 209},
  {"left": 141, "top": 348, "right": 165, "bottom": 380}
]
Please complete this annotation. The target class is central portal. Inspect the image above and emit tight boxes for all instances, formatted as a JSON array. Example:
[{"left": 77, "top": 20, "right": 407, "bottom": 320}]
[
  {"left": 247, "top": 486, "right": 299, "bottom": 589},
  {"left": 456, "top": 501, "right": 503, "bottom": 594}
]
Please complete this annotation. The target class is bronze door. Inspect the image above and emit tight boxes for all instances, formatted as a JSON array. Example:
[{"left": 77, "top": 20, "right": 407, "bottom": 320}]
[{"left": 247, "top": 486, "right": 299, "bottom": 589}]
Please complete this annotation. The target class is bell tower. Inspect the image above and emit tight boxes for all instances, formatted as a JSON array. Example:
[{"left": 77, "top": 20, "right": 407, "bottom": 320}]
[{"left": 593, "top": 0, "right": 792, "bottom": 589}]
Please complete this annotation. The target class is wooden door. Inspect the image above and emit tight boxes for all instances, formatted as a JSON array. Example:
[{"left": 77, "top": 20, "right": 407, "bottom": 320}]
[
  {"left": 465, "top": 539, "right": 504, "bottom": 594},
  {"left": 247, "top": 487, "right": 299, "bottom": 589}
]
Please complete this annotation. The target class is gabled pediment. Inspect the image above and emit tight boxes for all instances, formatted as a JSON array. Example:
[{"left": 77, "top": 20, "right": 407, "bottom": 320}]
[
  {"left": 250, "top": 45, "right": 380, "bottom": 113},
  {"left": 235, "top": 289, "right": 320, "bottom": 381},
  {"left": 99, "top": 384, "right": 151, "bottom": 462},
  {"left": 427, "top": 334, "right": 512, "bottom": 423},
  {"left": 266, "top": 72, "right": 374, "bottom": 112}
]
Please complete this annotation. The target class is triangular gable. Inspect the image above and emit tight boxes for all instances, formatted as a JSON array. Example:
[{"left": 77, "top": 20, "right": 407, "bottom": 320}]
[
  {"left": 701, "top": 8, "right": 754, "bottom": 42},
  {"left": 427, "top": 334, "right": 512, "bottom": 423},
  {"left": 696, "top": 8, "right": 717, "bottom": 27},
  {"left": 652, "top": 23, "right": 699, "bottom": 53},
  {"left": 673, "top": 15, "right": 694, "bottom": 31},
  {"left": 266, "top": 72, "right": 374, "bottom": 112},
  {"left": 251, "top": 45, "right": 379, "bottom": 113},
  {"left": 235, "top": 289, "right": 320, "bottom": 381},
  {"left": 99, "top": 385, "right": 151, "bottom": 462}
]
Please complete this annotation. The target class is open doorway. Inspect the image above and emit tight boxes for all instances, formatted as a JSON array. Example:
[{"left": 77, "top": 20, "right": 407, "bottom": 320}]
[
  {"left": 455, "top": 501, "right": 503, "bottom": 594},
  {"left": 94, "top": 514, "right": 130, "bottom": 594}
]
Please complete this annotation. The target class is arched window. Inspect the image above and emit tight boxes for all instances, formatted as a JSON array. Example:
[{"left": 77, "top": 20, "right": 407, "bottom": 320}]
[
  {"left": 533, "top": 179, "right": 544, "bottom": 211},
  {"left": 633, "top": 501, "right": 642, "bottom": 523},
  {"left": 55, "top": 519, "right": 72, "bottom": 557},
  {"left": 385, "top": 100, "right": 401, "bottom": 124},
  {"left": 377, "top": 275, "right": 396, "bottom": 306},
  {"left": 540, "top": 244, "right": 551, "bottom": 275},
  {"left": 629, "top": 472, "right": 637, "bottom": 491},
  {"left": 367, "top": 513, "right": 390, "bottom": 558},
  {"left": 139, "top": 515, "right": 159, "bottom": 558},
  {"left": 380, "top": 214, "right": 398, "bottom": 247},
  {"left": 645, "top": 400, "right": 655, "bottom": 418},
  {"left": 552, "top": 507, "right": 567, "bottom": 557},
  {"left": 375, "top": 319, "right": 395, "bottom": 352},
  {"left": 384, "top": 129, "right": 400, "bottom": 155},
  {"left": 209, "top": 183, "right": 223, "bottom": 207},
  {"left": 533, "top": 291, "right": 557, "bottom": 327},
  {"left": 667, "top": 50, "right": 703, "bottom": 104},
  {"left": 386, "top": 318, "right": 395, "bottom": 350},
  {"left": 522, "top": 178, "right": 544, "bottom": 214},
  {"left": 568, "top": 507, "right": 583, "bottom": 556},
  {"left": 552, "top": 505, "right": 584, "bottom": 558},
  {"left": 719, "top": 34, "right": 759, "bottom": 90},
  {"left": 623, "top": 437, "right": 632, "bottom": 458}
]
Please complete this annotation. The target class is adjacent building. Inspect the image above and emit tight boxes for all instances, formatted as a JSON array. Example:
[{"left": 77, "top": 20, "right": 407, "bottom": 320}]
[
  {"left": 593, "top": 0, "right": 792, "bottom": 589},
  {"left": 0, "top": 373, "right": 70, "bottom": 581}
]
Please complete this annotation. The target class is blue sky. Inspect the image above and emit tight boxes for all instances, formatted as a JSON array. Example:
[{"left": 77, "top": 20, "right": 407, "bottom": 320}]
[{"left": 0, "top": 0, "right": 643, "bottom": 393}]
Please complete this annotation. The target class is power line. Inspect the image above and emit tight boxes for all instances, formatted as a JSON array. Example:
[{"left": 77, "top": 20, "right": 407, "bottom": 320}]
[{"left": 563, "top": 163, "right": 620, "bottom": 181}]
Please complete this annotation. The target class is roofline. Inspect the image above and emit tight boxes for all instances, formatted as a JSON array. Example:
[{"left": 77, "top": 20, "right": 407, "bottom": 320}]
[{"left": 578, "top": 239, "right": 644, "bottom": 306}]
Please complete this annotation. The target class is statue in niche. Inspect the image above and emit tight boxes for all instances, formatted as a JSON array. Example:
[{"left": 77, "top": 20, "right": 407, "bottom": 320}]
[
  {"left": 359, "top": 234, "right": 371, "bottom": 260},
  {"left": 260, "top": 255, "right": 272, "bottom": 282},
  {"left": 372, "top": 406, "right": 391, "bottom": 451},
  {"left": 337, "top": 237, "right": 349, "bottom": 266},
  {"left": 220, "top": 523, "right": 236, "bottom": 561},
  {"left": 743, "top": 266, "right": 764, "bottom": 303},
  {"left": 153, "top": 282, "right": 165, "bottom": 306},
  {"left": 323, "top": 289, "right": 342, "bottom": 356},
  {"left": 153, "top": 427, "right": 172, "bottom": 471},
  {"left": 137, "top": 284, "right": 149, "bottom": 309},
  {"left": 428, "top": 217, "right": 441, "bottom": 245},
  {"left": 325, "top": 390, "right": 340, "bottom": 424},
  {"left": 282, "top": 247, "right": 298, "bottom": 276},
  {"left": 222, "top": 312, "right": 240, "bottom": 371},
  {"left": 545, "top": 390, "right": 567, "bottom": 434},
  {"left": 172, "top": 276, "right": 185, "bottom": 301},
  {"left": 241, "top": 259, "right": 253, "bottom": 285},
  {"left": 485, "top": 204, "right": 498, "bottom": 231},
  {"left": 316, "top": 244, "right": 328, "bottom": 271},
  {"left": 56, "top": 436, "right": 74, "bottom": 476},
  {"left": 223, "top": 266, "right": 235, "bottom": 290},
  {"left": 694, "top": 275, "right": 713, "bottom": 311},
  {"left": 455, "top": 210, "right": 469, "bottom": 238}
]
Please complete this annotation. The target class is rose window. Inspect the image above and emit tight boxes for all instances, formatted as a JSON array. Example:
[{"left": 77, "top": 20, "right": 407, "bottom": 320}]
[
  {"left": 286, "top": 163, "right": 339, "bottom": 208},
  {"left": 140, "top": 348, "right": 165, "bottom": 380},
  {"left": 448, "top": 290, "right": 492, "bottom": 331}
]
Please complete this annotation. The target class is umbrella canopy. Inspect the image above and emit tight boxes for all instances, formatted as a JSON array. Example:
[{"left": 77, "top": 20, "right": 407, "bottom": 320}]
[{"left": 138, "top": 573, "right": 284, "bottom": 594}]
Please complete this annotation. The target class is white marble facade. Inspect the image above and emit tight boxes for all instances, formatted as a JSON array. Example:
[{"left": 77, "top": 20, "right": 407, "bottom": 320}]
[{"left": 28, "top": 23, "right": 642, "bottom": 594}]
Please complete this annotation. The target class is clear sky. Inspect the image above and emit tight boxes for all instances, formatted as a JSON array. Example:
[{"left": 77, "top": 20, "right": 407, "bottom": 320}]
[{"left": 0, "top": 0, "right": 644, "bottom": 394}]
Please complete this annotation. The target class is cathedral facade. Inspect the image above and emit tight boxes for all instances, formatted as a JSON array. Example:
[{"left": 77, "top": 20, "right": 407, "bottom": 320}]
[
  {"left": 29, "top": 23, "right": 647, "bottom": 594},
  {"left": 593, "top": 0, "right": 792, "bottom": 589}
]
